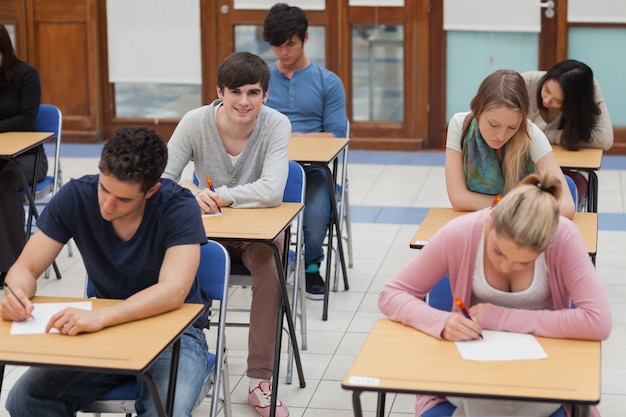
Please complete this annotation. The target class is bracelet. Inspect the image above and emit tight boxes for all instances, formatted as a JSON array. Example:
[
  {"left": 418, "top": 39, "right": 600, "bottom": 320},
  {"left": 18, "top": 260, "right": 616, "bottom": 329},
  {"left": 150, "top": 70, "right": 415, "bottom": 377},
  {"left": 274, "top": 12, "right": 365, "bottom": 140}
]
[{"left": 193, "top": 189, "right": 202, "bottom": 197}]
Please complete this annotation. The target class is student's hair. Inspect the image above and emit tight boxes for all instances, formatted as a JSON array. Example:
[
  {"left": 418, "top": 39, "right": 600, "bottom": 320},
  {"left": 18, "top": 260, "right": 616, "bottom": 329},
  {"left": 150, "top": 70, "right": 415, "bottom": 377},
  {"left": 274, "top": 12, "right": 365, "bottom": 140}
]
[
  {"left": 0, "top": 23, "right": 20, "bottom": 90},
  {"left": 465, "top": 69, "right": 532, "bottom": 193},
  {"left": 491, "top": 172, "right": 561, "bottom": 252},
  {"left": 98, "top": 126, "right": 167, "bottom": 194},
  {"left": 537, "top": 59, "right": 601, "bottom": 150},
  {"left": 217, "top": 51, "right": 270, "bottom": 93},
  {"left": 263, "top": 3, "right": 308, "bottom": 46}
]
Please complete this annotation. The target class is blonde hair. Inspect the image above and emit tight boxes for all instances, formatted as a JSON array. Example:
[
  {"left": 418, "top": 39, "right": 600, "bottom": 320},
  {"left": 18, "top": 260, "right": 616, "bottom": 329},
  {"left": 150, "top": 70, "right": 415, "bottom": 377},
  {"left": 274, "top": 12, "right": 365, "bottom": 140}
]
[
  {"left": 467, "top": 69, "right": 532, "bottom": 193},
  {"left": 491, "top": 172, "right": 561, "bottom": 252}
]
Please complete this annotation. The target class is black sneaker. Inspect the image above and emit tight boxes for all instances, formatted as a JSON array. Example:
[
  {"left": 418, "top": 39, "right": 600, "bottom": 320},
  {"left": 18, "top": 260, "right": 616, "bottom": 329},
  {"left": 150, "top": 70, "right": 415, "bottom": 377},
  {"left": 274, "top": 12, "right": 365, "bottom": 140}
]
[{"left": 305, "top": 271, "right": 325, "bottom": 300}]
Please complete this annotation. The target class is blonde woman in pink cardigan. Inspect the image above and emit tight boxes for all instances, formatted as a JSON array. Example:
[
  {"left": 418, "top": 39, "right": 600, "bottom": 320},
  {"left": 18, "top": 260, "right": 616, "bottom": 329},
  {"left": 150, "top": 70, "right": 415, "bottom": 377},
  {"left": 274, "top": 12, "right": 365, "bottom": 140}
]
[{"left": 379, "top": 172, "right": 611, "bottom": 417}]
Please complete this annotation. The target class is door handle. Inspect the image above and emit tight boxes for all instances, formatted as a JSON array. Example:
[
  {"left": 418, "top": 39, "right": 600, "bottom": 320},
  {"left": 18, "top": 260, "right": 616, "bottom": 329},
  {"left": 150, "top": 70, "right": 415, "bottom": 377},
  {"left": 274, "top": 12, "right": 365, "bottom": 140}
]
[{"left": 540, "top": 0, "right": 555, "bottom": 18}]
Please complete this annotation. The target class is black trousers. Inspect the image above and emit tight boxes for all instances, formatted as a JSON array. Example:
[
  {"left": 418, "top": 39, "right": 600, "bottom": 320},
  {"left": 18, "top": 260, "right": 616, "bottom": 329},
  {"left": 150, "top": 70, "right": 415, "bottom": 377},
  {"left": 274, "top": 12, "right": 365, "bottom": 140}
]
[{"left": 0, "top": 147, "right": 48, "bottom": 271}]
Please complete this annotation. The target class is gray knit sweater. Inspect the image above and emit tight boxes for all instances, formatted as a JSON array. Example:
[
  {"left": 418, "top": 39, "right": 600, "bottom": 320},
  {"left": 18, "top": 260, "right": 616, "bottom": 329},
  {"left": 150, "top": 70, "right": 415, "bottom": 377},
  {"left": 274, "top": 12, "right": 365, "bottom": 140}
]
[{"left": 163, "top": 100, "right": 291, "bottom": 208}]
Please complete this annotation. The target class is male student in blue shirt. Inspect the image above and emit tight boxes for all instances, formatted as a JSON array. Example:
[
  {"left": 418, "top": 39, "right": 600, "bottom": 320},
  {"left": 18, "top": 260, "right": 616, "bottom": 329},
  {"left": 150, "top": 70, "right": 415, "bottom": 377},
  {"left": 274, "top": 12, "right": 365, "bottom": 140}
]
[{"left": 263, "top": 2, "right": 348, "bottom": 299}]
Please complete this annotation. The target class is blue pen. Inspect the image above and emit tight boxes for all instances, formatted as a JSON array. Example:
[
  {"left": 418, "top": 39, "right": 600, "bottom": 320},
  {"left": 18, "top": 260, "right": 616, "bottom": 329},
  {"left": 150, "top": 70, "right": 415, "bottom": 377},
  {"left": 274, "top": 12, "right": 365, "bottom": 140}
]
[{"left": 453, "top": 296, "right": 483, "bottom": 339}]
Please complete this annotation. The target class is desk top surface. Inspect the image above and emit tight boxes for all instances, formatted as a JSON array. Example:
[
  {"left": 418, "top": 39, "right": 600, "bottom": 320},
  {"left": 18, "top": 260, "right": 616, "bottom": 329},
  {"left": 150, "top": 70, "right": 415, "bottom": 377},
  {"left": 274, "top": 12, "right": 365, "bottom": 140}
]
[
  {"left": 288, "top": 137, "right": 350, "bottom": 164},
  {"left": 0, "top": 131, "right": 54, "bottom": 157},
  {"left": 411, "top": 208, "right": 597, "bottom": 254},
  {"left": 202, "top": 202, "right": 303, "bottom": 241},
  {"left": 552, "top": 145, "right": 603, "bottom": 170},
  {"left": 0, "top": 297, "right": 204, "bottom": 373},
  {"left": 342, "top": 318, "right": 601, "bottom": 404}
]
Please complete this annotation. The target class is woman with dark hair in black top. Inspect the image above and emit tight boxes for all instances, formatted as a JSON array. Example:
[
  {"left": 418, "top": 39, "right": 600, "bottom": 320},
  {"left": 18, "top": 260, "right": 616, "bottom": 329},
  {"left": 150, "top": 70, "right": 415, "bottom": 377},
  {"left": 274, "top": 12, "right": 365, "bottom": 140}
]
[{"left": 0, "top": 22, "right": 47, "bottom": 287}]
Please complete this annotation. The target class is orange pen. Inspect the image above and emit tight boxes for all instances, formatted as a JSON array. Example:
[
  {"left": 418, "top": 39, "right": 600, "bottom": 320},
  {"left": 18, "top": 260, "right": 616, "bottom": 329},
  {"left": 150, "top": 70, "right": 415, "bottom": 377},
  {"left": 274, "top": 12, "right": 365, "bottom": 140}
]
[
  {"left": 453, "top": 296, "right": 483, "bottom": 339},
  {"left": 206, "top": 176, "right": 221, "bottom": 213}
]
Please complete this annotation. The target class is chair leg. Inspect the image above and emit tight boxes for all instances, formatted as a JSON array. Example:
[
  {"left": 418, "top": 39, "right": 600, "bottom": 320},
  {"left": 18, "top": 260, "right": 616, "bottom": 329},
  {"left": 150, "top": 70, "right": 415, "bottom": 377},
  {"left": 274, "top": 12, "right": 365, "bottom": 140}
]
[
  {"left": 220, "top": 353, "right": 232, "bottom": 417},
  {"left": 343, "top": 187, "right": 354, "bottom": 268},
  {"left": 286, "top": 250, "right": 307, "bottom": 384},
  {"left": 298, "top": 259, "right": 308, "bottom": 350}
]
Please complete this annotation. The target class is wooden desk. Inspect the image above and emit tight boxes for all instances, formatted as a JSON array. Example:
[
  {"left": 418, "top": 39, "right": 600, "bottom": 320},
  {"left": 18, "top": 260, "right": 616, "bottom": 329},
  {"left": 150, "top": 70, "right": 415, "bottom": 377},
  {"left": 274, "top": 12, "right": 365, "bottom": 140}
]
[
  {"left": 410, "top": 208, "right": 598, "bottom": 264},
  {"left": 342, "top": 318, "right": 600, "bottom": 417},
  {"left": 552, "top": 145, "right": 603, "bottom": 213},
  {"left": 203, "top": 203, "right": 306, "bottom": 417},
  {"left": 0, "top": 296, "right": 204, "bottom": 417},
  {"left": 288, "top": 136, "right": 351, "bottom": 320},
  {"left": 0, "top": 131, "right": 55, "bottom": 235},
  {"left": 0, "top": 131, "right": 53, "bottom": 157}
]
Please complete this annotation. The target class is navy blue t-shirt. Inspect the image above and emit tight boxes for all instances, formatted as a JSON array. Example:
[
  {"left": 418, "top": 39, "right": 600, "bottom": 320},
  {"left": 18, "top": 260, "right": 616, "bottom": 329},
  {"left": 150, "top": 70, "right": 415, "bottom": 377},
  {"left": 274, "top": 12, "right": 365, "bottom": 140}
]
[{"left": 37, "top": 174, "right": 209, "bottom": 328}]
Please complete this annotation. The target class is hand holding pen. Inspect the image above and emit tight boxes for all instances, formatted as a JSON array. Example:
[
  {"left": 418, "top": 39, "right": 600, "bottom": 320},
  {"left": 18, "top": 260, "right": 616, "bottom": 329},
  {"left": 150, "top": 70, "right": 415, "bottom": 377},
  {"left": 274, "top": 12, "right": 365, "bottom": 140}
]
[
  {"left": 452, "top": 296, "right": 483, "bottom": 340},
  {"left": 205, "top": 176, "right": 222, "bottom": 213},
  {"left": 4, "top": 283, "right": 35, "bottom": 321}
]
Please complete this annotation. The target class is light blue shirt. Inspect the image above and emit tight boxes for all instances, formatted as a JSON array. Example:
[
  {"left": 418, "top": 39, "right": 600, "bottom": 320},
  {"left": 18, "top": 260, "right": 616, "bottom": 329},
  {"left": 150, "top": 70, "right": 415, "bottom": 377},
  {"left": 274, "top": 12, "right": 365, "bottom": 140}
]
[{"left": 266, "top": 62, "right": 348, "bottom": 138}]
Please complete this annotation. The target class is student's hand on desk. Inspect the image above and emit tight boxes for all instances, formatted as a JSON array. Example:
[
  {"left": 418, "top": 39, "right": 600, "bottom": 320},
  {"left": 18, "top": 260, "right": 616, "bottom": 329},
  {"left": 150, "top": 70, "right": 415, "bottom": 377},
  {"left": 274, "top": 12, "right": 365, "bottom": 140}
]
[
  {"left": 442, "top": 313, "right": 483, "bottom": 341},
  {"left": 46, "top": 307, "right": 105, "bottom": 336},
  {"left": 195, "top": 189, "right": 223, "bottom": 214}
]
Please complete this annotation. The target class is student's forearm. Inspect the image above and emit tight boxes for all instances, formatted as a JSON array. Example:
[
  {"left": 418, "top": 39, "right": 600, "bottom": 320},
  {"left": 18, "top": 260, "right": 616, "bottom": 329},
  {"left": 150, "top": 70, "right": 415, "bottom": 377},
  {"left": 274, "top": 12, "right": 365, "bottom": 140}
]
[{"left": 449, "top": 192, "right": 495, "bottom": 212}]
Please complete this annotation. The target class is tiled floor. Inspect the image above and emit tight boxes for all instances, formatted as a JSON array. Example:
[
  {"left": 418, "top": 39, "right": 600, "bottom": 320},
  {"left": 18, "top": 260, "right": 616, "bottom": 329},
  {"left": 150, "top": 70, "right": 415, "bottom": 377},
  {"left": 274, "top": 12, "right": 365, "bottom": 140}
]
[{"left": 2, "top": 147, "right": 626, "bottom": 417}]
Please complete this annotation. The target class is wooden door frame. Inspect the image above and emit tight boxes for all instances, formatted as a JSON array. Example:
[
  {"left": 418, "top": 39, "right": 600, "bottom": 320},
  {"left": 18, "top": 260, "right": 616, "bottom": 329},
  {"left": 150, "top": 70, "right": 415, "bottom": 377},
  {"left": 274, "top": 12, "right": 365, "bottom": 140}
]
[{"left": 341, "top": 1, "right": 429, "bottom": 150}]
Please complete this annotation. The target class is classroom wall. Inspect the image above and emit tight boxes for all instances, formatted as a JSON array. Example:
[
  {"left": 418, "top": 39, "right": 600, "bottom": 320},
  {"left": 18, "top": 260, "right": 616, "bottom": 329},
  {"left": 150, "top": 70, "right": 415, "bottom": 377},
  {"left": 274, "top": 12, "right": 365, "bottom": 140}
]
[
  {"left": 445, "top": 27, "right": 626, "bottom": 127},
  {"left": 445, "top": 31, "right": 538, "bottom": 120},
  {"left": 568, "top": 27, "right": 626, "bottom": 126}
]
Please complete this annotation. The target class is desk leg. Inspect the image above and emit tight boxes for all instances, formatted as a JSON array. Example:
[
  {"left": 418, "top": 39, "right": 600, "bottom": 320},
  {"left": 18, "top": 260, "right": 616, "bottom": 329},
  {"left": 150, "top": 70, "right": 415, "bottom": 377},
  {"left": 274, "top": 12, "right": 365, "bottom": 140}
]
[
  {"left": 376, "top": 392, "right": 386, "bottom": 417},
  {"left": 269, "top": 243, "right": 306, "bottom": 417},
  {"left": 141, "top": 338, "right": 181, "bottom": 417},
  {"left": 8, "top": 153, "right": 40, "bottom": 237},
  {"left": 351, "top": 390, "right": 364, "bottom": 417},
  {"left": 571, "top": 404, "right": 590, "bottom": 417},
  {"left": 0, "top": 364, "right": 4, "bottom": 393},
  {"left": 333, "top": 147, "right": 350, "bottom": 292},
  {"left": 587, "top": 170, "right": 598, "bottom": 213},
  {"left": 323, "top": 162, "right": 349, "bottom": 321}
]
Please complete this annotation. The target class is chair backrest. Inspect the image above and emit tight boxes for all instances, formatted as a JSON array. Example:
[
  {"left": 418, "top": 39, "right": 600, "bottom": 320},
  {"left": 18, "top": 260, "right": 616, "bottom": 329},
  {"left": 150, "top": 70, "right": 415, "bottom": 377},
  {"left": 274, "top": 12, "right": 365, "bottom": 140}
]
[
  {"left": 35, "top": 104, "right": 63, "bottom": 193},
  {"left": 564, "top": 174, "right": 578, "bottom": 209},
  {"left": 198, "top": 240, "right": 231, "bottom": 303},
  {"left": 283, "top": 160, "right": 306, "bottom": 204}
]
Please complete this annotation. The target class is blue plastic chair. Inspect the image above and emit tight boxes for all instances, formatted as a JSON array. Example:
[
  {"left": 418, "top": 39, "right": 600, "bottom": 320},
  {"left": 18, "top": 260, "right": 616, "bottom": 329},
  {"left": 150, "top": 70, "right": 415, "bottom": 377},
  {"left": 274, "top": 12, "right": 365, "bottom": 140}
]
[
  {"left": 80, "top": 240, "right": 232, "bottom": 417},
  {"left": 565, "top": 174, "right": 578, "bottom": 210},
  {"left": 192, "top": 160, "right": 307, "bottom": 383},
  {"left": 20, "top": 104, "right": 69, "bottom": 279}
]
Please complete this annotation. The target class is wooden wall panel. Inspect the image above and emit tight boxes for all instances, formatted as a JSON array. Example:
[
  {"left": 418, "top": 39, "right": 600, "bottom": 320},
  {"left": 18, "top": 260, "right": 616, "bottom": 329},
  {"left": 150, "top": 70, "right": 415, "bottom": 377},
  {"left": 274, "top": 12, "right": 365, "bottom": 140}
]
[
  {"left": 28, "top": 0, "right": 101, "bottom": 142},
  {"left": 35, "top": 23, "right": 91, "bottom": 127}
]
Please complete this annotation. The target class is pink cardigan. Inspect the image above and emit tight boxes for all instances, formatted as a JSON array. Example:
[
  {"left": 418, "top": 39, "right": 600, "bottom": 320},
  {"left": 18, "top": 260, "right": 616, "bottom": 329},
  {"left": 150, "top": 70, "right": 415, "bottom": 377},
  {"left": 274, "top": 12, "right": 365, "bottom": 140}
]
[{"left": 379, "top": 209, "right": 611, "bottom": 417}]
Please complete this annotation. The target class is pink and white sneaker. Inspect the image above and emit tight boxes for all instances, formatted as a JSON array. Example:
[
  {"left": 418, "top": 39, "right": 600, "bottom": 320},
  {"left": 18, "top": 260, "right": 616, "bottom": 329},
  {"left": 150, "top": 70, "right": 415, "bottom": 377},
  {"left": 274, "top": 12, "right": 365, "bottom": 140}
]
[{"left": 248, "top": 381, "right": 290, "bottom": 417}]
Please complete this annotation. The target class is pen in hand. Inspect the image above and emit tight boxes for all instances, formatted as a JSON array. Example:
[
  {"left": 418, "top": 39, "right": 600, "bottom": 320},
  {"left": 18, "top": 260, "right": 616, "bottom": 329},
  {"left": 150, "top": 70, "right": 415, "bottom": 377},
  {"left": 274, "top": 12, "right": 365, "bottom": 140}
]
[
  {"left": 4, "top": 283, "right": 35, "bottom": 321},
  {"left": 206, "top": 175, "right": 221, "bottom": 213},
  {"left": 453, "top": 296, "right": 482, "bottom": 339}
]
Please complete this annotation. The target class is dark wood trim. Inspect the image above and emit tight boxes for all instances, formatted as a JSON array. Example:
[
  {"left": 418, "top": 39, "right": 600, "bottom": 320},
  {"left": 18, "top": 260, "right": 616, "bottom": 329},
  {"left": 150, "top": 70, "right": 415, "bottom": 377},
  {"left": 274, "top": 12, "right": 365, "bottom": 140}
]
[
  {"left": 604, "top": 127, "right": 626, "bottom": 155},
  {"left": 428, "top": 0, "right": 446, "bottom": 150},
  {"left": 538, "top": 0, "right": 558, "bottom": 69},
  {"left": 201, "top": 0, "right": 219, "bottom": 105}
]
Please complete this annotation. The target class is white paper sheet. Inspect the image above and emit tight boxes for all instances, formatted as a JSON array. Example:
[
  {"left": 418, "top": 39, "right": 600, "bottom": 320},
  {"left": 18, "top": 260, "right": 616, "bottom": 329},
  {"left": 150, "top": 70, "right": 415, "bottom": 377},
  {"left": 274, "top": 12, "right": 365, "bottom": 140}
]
[
  {"left": 202, "top": 212, "right": 222, "bottom": 217},
  {"left": 10, "top": 302, "right": 93, "bottom": 335},
  {"left": 455, "top": 330, "right": 547, "bottom": 361}
]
